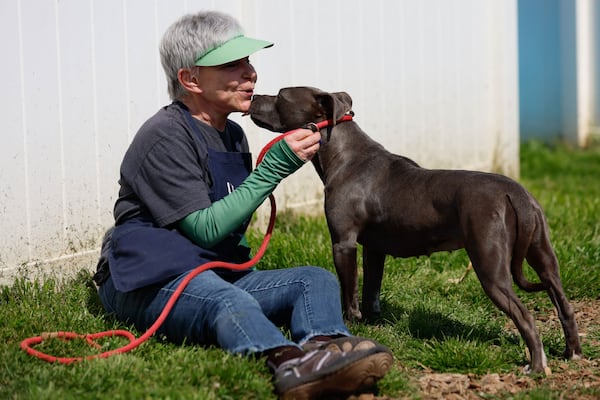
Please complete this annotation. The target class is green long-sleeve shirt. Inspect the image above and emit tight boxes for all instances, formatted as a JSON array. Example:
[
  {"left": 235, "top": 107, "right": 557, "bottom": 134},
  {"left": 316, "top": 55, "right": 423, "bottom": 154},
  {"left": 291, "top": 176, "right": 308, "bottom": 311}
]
[{"left": 178, "top": 139, "right": 304, "bottom": 248}]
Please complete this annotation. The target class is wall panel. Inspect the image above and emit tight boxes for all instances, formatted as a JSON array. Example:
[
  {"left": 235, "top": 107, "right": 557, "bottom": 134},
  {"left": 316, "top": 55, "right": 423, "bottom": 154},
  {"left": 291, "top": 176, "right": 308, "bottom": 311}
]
[{"left": 0, "top": 0, "right": 521, "bottom": 284}]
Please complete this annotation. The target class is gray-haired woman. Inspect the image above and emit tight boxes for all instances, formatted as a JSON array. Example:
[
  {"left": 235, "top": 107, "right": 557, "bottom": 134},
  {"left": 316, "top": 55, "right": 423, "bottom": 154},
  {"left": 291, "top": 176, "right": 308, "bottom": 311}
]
[{"left": 93, "top": 11, "right": 392, "bottom": 399}]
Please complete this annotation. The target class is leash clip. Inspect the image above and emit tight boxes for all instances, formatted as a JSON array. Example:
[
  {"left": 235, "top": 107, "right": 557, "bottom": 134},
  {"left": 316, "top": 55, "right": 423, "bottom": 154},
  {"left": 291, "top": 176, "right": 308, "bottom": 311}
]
[{"left": 304, "top": 122, "right": 320, "bottom": 132}]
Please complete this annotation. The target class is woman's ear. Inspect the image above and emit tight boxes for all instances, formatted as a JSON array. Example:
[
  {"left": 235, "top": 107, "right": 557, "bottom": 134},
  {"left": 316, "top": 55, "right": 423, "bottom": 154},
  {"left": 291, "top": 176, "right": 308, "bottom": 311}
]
[{"left": 177, "top": 68, "right": 202, "bottom": 94}]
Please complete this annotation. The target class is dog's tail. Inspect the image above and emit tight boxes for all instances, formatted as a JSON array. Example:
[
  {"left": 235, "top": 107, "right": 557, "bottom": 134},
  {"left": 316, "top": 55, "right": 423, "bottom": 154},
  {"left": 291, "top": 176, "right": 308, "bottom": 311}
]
[{"left": 506, "top": 193, "right": 548, "bottom": 292}]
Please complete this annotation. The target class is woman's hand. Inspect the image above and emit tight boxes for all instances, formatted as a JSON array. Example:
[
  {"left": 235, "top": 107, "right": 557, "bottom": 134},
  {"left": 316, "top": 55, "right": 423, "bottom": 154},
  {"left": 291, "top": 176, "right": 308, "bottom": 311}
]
[{"left": 283, "top": 128, "right": 321, "bottom": 162}]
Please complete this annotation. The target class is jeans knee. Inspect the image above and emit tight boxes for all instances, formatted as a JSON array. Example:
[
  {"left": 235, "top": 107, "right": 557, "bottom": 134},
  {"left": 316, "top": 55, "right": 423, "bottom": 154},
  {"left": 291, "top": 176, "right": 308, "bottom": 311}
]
[
  {"left": 300, "top": 266, "right": 340, "bottom": 291},
  {"left": 213, "top": 287, "right": 261, "bottom": 315}
]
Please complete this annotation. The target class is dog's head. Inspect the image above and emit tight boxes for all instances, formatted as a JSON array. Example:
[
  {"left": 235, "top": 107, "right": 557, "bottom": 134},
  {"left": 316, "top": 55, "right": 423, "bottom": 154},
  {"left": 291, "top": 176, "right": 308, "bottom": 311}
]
[{"left": 249, "top": 86, "right": 352, "bottom": 132}]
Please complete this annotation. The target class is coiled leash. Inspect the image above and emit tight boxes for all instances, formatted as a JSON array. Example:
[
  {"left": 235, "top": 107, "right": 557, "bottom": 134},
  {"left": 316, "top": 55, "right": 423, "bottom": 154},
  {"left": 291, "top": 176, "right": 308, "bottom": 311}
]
[{"left": 20, "top": 114, "right": 353, "bottom": 364}]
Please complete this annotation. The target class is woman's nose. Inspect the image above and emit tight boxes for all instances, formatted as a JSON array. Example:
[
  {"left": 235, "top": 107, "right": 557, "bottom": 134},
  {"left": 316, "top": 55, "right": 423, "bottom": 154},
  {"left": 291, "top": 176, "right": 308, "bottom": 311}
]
[{"left": 242, "top": 60, "right": 257, "bottom": 79}]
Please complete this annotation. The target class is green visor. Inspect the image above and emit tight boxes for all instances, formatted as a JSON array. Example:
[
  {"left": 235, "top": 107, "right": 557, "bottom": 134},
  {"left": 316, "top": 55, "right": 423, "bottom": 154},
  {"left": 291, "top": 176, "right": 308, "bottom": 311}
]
[{"left": 194, "top": 35, "right": 274, "bottom": 66}]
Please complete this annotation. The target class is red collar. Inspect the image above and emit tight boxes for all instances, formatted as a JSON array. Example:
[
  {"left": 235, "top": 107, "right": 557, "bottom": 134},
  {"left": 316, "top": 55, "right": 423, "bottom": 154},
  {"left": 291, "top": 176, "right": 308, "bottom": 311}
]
[
  {"left": 307, "top": 112, "right": 354, "bottom": 131},
  {"left": 256, "top": 112, "right": 354, "bottom": 164}
]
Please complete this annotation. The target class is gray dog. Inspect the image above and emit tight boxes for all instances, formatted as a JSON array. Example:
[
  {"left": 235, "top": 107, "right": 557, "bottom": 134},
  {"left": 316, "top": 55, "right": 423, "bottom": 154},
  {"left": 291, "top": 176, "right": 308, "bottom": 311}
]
[{"left": 249, "top": 86, "right": 582, "bottom": 374}]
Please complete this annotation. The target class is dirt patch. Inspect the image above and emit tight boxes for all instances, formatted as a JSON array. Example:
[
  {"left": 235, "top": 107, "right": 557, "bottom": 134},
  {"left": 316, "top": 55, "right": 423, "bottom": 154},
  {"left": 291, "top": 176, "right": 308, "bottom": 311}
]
[
  {"left": 351, "top": 300, "right": 600, "bottom": 400},
  {"left": 416, "top": 359, "right": 599, "bottom": 399}
]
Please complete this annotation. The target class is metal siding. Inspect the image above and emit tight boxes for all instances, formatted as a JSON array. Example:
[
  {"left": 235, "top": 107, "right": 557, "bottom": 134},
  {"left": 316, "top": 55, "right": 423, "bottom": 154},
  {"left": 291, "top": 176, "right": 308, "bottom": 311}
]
[
  {"left": 20, "top": 0, "right": 64, "bottom": 262},
  {"left": 57, "top": 0, "right": 100, "bottom": 252},
  {"left": 518, "top": 0, "right": 562, "bottom": 140},
  {"left": 594, "top": 1, "right": 600, "bottom": 131},
  {"left": 0, "top": 0, "right": 521, "bottom": 283},
  {"left": 92, "top": 0, "right": 132, "bottom": 227},
  {"left": 518, "top": 0, "right": 599, "bottom": 144},
  {"left": 0, "top": 0, "right": 29, "bottom": 267}
]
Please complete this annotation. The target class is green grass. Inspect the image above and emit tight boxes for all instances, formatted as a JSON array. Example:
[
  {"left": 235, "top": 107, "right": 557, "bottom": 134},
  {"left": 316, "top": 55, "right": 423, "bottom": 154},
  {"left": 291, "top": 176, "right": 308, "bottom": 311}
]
[{"left": 1, "top": 141, "right": 599, "bottom": 399}]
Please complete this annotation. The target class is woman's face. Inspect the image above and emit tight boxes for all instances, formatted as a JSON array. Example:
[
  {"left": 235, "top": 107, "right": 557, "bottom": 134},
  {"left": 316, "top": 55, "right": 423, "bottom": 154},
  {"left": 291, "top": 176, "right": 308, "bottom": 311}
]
[{"left": 194, "top": 57, "right": 258, "bottom": 115}]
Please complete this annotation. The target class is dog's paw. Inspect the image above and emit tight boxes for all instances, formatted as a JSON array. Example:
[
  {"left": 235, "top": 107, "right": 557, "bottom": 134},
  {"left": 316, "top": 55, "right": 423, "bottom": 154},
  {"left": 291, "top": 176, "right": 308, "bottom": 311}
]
[
  {"left": 565, "top": 349, "right": 582, "bottom": 360},
  {"left": 344, "top": 308, "right": 362, "bottom": 322},
  {"left": 524, "top": 347, "right": 551, "bottom": 376},
  {"left": 523, "top": 364, "right": 552, "bottom": 376}
]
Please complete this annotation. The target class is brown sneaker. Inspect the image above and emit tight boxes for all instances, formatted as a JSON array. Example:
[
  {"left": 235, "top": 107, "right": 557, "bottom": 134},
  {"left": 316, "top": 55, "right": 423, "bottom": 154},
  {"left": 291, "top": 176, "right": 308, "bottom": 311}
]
[
  {"left": 274, "top": 348, "right": 393, "bottom": 400},
  {"left": 302, "top": 336, "right": 387, "bottom": 354}
]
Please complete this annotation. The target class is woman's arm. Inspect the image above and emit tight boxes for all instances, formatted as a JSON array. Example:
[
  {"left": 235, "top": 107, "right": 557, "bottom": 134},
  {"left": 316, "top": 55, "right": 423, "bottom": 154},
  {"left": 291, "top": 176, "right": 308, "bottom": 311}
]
[{"left": 178, "top": 138, "right": 305, "bottom": 248}]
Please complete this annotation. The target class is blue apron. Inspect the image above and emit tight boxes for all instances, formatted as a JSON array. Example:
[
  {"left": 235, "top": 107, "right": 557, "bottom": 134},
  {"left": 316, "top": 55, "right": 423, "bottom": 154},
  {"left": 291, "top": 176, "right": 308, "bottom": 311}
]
[{"left": 108, "top": 103, "right": 253, "bottom": 292}]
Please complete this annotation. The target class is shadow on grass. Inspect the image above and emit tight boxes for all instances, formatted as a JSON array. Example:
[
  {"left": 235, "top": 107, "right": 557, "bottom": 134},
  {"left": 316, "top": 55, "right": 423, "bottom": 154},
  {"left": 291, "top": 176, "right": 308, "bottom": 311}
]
[{"left": 374, "top": 301, "right": 519, "bottom": 346}]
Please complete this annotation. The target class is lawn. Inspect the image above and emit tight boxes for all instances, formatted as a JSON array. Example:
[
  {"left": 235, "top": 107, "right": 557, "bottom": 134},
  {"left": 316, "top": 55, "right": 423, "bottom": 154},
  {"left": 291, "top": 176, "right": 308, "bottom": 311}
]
[{"left": 1, "top": 141, "right": 599, "bottom": 399}]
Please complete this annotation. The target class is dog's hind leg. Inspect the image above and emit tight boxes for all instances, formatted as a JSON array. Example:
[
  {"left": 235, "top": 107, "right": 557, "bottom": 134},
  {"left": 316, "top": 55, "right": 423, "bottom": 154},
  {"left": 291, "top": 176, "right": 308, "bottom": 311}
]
[
  {"left": 471, "top": 254, "right": 549, "bottom": 374},
  {"left": 361, "top": 247, "right": 386, "bottom": 320},
  {"left": 525, "top": 235, "right": 582, "bottom": 360},
  {"left": 464, "top": 213, "right": 549, "bottom": 375}
]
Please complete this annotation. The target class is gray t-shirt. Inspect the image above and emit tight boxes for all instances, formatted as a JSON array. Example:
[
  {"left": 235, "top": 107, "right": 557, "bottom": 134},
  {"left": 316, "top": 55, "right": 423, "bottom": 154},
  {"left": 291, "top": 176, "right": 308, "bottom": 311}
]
[{"left": 114, "top": 102, "right": 249, "bottom": 228}]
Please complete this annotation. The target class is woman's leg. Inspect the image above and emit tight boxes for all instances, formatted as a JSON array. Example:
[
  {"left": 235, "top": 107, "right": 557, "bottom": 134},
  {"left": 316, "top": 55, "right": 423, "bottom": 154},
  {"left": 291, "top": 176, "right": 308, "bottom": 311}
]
[
  {"left": 98, "top": 267, "right": 392, "bottom": 399},
  {"left": 233, "top": 266, "right": 351, "bottom": 344},
  {"left": 98, "top": 269, "right": 297, "bottom": 354}
]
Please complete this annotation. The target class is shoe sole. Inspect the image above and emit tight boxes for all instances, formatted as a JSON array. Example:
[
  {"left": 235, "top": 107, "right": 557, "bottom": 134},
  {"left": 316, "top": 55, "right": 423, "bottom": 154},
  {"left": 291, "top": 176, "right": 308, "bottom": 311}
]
[
  {"left": 279, "top": 351, "right": 394, "bottom": 400},
  {"left": 303, "top": 337, "right": 389, "bottom": 354},
  {"left": 322, "top": 338, "right": 378, "bottom": 353}
]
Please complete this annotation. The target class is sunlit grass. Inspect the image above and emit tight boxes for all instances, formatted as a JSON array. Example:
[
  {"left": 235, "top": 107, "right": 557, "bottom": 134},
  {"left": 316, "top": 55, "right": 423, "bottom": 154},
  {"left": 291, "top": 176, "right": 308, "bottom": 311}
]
[{"left": 1, "top": 141, "right": 599, "bottom": 399}]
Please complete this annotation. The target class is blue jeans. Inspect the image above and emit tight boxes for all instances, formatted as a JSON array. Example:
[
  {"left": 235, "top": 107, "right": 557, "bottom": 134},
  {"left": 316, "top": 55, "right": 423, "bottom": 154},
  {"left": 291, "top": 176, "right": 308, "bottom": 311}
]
[{"left": 98, "top": 266, "right": 350, "bottom": 354}]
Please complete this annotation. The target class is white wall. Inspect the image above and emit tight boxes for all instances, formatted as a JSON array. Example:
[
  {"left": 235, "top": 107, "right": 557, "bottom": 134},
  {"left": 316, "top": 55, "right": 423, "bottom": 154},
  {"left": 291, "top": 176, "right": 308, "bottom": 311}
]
[{"left": 0, "top": 0, "right": 520, "bottom": 285}]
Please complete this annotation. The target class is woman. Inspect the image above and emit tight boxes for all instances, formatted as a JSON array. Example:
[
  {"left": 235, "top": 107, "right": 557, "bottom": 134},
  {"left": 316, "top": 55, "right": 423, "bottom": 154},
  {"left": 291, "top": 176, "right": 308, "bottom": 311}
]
[{"left": 93, "top": 11, "right": 392, "bottom": 399}]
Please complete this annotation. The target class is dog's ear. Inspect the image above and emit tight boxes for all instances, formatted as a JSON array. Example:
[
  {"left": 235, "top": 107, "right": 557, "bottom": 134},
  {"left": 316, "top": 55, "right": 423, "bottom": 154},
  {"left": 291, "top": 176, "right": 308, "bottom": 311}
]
[{"left": 316, "top": 92, "right": 353, "bottom": 122}]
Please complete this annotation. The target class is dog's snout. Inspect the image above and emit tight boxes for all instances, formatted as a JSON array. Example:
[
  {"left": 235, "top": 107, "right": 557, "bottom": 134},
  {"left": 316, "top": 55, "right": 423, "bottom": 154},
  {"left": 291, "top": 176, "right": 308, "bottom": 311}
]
[
  {"left": 249, "top": 95, "right": 273, "bottom": 115},
  {"left": 248, "top": 96, "right": 285, "bottom": 132}
]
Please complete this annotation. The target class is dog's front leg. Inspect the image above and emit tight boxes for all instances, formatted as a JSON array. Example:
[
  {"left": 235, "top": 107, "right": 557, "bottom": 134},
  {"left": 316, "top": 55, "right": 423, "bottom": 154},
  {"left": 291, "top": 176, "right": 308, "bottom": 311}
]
[
  {"left": 332, "top": 241, "right": 361, "bottom": 320},
  {"left": 362, "top": 247, "right": 386, "bottom": 320}
]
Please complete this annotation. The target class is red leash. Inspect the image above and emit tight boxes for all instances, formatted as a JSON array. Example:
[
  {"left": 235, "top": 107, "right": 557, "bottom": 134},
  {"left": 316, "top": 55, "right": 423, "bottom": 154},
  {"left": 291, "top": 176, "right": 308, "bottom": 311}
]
[
  {"left": 20, "top": 115, "right": 353, "bottom": 364},
  {"left": 19, "top": 195, "right": 276, "bottom": 364}
]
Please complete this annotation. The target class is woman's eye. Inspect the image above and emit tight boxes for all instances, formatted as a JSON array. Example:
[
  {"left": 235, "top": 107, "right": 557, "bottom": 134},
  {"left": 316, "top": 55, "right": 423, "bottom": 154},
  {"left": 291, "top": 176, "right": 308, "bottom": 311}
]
[{"left": 221, "top": 57, "right": 251, "bottom": 69}]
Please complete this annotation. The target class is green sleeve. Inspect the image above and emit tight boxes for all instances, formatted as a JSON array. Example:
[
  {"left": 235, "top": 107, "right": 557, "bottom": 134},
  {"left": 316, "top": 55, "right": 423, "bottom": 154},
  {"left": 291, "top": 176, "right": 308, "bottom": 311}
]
[{"left": 178, "top": 139, "right": 304, "bottom": 248}]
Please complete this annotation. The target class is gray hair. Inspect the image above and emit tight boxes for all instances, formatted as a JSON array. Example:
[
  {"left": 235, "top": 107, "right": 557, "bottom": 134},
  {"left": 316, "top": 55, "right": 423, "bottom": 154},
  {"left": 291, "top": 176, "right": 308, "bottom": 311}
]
[{"left": 159, "top": 11, "right": 243, "bottom": 100}]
